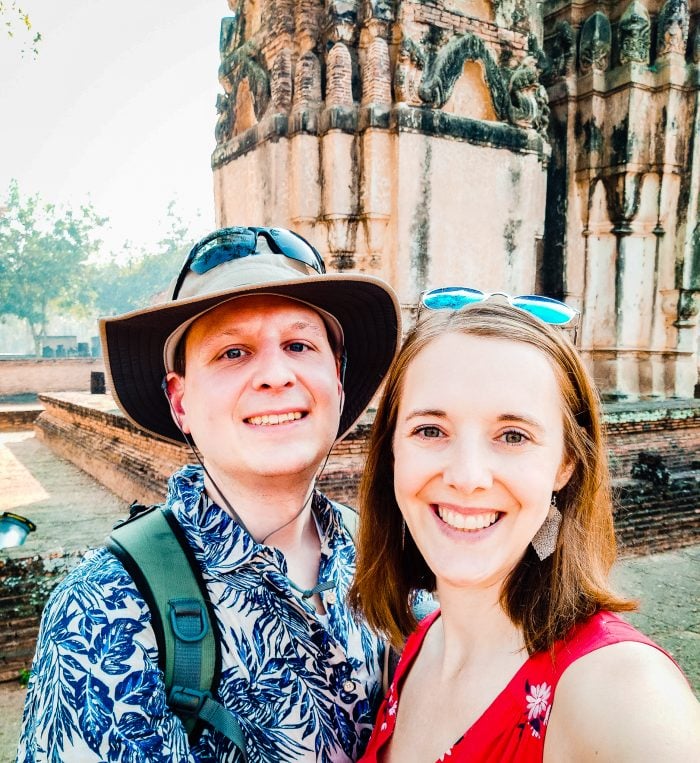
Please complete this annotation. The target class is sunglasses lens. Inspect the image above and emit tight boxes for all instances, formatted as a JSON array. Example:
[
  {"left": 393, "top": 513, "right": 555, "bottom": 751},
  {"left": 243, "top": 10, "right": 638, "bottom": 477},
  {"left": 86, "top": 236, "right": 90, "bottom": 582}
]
[
  {"left": 190, "top": 227, "right": 257, "bottom": 275},
  {"left": 267, "top": 227, "right": 325, "bottom": 274},
  {"left": 512, "top": 296, "right": 576, "bottom": 325},
  {"left": 422, "top": 287, "right": 485, "bottom": 311}
]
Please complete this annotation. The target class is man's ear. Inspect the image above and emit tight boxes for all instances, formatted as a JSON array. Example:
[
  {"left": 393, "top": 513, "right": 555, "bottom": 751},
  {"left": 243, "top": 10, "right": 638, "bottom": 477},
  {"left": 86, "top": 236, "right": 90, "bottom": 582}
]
[{"left": 164, "top": 372, "right": 190, "bottom": 434}]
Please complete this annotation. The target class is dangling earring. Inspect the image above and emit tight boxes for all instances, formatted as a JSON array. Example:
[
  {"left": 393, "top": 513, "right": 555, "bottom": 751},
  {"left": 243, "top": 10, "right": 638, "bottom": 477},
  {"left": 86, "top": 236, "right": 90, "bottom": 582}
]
[
  {"left": 401, "top": 519, "right": 406, "bottom": 551},
  {"left": 531, "top": 493, "right": 562, "bottom": 561}
]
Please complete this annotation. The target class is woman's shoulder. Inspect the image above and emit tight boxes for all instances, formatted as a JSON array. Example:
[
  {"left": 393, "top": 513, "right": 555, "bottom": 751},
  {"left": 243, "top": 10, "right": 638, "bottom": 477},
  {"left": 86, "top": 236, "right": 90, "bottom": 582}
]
[{"left": 546, "top": 624, "right": 700, "bottom": 760}]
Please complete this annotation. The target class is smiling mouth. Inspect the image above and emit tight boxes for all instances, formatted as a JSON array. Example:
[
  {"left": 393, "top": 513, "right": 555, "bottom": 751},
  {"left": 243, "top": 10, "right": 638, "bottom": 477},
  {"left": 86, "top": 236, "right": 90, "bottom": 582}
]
[
  {"left": 436, "top": 506, "right": 501, "bottom": 531},
  {"left": 245, "top": 411, "right": 305, "bottom": 426}
]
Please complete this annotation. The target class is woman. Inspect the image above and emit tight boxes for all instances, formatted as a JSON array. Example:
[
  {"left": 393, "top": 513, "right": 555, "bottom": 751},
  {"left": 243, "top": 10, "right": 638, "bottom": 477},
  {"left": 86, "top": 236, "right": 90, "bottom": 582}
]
[{"left": 349, "top": 296, "right": 700, "bottom": 762}]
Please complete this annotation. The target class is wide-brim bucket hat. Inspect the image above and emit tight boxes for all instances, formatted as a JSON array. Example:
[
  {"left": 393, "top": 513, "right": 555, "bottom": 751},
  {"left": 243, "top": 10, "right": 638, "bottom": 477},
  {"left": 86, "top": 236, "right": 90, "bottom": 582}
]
[{"left": 100, "top": 226, "right": 401, "bottom": 445}]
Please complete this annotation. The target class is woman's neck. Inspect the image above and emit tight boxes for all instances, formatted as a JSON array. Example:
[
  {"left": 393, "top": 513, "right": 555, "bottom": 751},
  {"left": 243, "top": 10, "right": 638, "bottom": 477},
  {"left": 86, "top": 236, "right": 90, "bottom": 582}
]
[{"left": 432, "top": 582, "right": 527, "bottom": 679}]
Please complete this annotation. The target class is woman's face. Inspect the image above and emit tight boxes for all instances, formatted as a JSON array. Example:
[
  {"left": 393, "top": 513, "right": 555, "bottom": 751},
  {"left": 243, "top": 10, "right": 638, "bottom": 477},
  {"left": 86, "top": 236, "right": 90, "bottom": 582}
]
[{"left": 392, "top": 331, "right": 573, "bottom": 593}]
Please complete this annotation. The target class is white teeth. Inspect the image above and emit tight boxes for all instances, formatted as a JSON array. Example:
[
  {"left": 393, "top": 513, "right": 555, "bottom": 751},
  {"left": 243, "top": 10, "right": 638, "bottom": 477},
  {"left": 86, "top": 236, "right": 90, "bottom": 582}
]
[
  {"left": 437, "top": 507, "right": 499, "bottom": 531},
  {"left": 247, "top": 411, "right": 303, "bottom": 426}
]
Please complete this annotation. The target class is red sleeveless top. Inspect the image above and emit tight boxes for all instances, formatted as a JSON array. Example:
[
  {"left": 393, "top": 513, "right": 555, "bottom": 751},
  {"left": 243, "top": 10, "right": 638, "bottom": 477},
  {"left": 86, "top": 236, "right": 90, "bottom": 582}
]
[{"left": 360, "top": 610, "right": 673, "bottom": 762}]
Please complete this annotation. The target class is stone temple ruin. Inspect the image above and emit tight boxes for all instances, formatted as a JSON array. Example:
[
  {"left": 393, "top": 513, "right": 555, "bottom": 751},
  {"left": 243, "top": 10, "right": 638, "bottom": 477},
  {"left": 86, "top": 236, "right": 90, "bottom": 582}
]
[{"left": 211, "top": 0, "right": 700, "bottom": 402}]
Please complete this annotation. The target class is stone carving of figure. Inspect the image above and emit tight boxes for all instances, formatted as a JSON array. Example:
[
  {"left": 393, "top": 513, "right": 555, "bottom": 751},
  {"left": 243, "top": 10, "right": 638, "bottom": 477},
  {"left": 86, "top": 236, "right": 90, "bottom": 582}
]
[
  {"left": 579, "top": 11, "right": 612, "bottom": 73},
  {"left": 293, "top": 50, "right": 322, "bottom": 109},
  {"left": 326, "top": 0, "right": 358, "bottom": 45},
  {"left": 619, "top": 0, "right": 651, "bottom": 65},
  {"left": 270, "top": 49, "right": 293, "bottom": 113},
  {"left": 394, "top": 37, "right": 425, "bottom": 105},
  {"left": 363, "top": 0, "right": 394, "bottom": 22},
  {"left": 507, "top": 57, "right": 549, "bottom": 136},
  {"left": 656, "top": 0, "right": 689, "bottom": 58},
  {"left": 545, "top": 20, "right": 576, "bottom": 80},
  {"left": 215, "top": 93, "right": 233, "bottom": 145}
]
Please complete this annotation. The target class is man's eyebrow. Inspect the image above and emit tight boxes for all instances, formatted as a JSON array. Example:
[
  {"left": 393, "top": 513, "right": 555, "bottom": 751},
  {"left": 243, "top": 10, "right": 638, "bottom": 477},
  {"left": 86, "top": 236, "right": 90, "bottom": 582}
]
[{"left": 288, "top": 320, "right": 325, "bottom": 335}]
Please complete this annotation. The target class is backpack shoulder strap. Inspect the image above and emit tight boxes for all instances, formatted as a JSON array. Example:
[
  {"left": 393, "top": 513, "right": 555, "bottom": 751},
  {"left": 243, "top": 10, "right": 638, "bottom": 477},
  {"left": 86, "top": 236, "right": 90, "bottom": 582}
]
[{"left": 107, "top": 506, "right": 247, "bottom": 759}]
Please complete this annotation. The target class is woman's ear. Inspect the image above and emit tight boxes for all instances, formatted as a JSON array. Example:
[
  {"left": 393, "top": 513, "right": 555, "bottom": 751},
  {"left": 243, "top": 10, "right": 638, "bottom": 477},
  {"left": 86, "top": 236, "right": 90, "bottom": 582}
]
[
  {"left": 164, "top": 372, "right": 190, "bottom": 434},
  {"left": 554, "top": 455, "right": 575, "bottom": 491}
]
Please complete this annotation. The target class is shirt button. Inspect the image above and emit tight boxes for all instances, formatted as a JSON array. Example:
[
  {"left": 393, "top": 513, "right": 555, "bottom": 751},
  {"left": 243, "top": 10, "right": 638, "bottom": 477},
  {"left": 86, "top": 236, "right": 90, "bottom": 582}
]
[
  {"left": 343, "top": 679, "right": 356, "bottom": 693},
  {"left": 325, "top": 591, "right": 337, "bottom": 605}
]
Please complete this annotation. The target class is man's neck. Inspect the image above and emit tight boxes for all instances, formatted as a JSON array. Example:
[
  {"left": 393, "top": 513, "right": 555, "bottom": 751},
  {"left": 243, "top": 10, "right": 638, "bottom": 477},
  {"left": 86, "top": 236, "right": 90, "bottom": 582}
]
[{"left": 202, "top": 468, "right": 318, "bottom": 546}]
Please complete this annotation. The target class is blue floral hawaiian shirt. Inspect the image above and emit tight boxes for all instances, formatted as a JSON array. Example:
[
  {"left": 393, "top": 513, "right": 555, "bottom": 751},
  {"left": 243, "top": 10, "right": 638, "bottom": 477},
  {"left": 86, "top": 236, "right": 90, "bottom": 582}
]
[{"left": 17, "top": 465, "right": 384, "bottom": 762}]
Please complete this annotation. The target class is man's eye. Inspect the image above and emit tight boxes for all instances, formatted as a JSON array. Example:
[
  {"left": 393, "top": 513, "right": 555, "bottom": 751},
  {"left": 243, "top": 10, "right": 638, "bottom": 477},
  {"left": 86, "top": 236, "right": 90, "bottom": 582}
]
[
  {"left": 222, "top": 348, "right": 244, "bottom": 360},
  {"left": 287, "top": 342, "right": 309, "bottom": 352}
]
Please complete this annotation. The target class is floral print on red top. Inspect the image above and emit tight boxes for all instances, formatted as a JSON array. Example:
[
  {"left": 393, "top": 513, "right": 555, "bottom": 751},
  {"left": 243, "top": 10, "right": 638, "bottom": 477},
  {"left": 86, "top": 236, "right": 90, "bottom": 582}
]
[{"left": 520, "top": 681, "right": 552, "bottom": 739}]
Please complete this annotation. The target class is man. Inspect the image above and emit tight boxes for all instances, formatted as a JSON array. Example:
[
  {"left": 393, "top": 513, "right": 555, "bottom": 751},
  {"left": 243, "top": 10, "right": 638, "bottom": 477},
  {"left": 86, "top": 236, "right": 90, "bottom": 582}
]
[{"left": 18, "top": 226, "right": 401, "bottom": 762}]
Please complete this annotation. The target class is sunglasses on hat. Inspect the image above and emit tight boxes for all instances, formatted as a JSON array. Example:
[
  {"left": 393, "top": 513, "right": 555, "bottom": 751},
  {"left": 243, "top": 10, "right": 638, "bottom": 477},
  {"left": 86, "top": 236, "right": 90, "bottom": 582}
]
[
  {"left": 171, "top": 226, "right": 326, "bottom": 300},
  {"left": 420, "top": 286, "right": 579, "bottom": 334}
]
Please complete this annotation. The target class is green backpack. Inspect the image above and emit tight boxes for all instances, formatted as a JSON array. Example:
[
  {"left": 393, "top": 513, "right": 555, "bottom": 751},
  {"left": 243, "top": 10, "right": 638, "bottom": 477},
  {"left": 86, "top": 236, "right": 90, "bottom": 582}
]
[{"left": 107, "top": 500, "right": 361, "bottom": 761}]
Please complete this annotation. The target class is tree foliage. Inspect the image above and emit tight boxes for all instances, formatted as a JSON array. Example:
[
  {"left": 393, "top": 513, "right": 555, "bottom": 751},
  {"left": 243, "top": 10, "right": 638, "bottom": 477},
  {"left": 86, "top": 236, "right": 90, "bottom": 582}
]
[
  {"left": 1, "top": 1, "right": 41, "bottom": 56},
  {"left": 0, "top": 180, "right": 106, "bottom": 354},
  {"left": 90, "top": 202, "right": 196, "bottom": 317}
]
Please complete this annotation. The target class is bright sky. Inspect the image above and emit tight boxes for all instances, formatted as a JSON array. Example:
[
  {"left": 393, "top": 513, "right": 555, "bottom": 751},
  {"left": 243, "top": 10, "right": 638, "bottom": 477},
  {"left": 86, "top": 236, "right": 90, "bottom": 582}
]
[{"left": 0, "top": 0, "right": 225, "bottom": 254}]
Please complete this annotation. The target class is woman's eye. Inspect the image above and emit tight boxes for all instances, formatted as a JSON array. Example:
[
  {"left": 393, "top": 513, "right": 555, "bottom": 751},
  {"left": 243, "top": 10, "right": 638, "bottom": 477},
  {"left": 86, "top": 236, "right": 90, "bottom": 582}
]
[
  {"left": 222, "top": 348, "right": 244, "bottom": 360},
  {"left": 415, "top": 425, "right": 443, "bottom": 439},
  {"left": 502, "top": 430, "right": 526, "bottom": 444}
]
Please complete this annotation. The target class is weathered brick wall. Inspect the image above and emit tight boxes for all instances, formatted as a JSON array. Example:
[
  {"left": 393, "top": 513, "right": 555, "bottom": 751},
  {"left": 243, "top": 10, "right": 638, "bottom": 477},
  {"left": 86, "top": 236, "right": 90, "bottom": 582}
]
[
  {"left": 604, "top": 402, "right": 700, "bottom": 556},
  {"left": 0, "top": 359, "right": 104, "bottom": 397},
  {"left": 0, "top": 408, "right": 42, "bottom": 432},
  {"left": 0, "top": 551, "right": 85, "bottom": 682}
]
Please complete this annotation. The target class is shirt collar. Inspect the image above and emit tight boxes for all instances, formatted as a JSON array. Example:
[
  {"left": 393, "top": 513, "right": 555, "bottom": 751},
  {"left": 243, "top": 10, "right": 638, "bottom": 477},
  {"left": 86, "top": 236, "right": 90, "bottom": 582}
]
[{"left": 164, "top": 465, "right": 353, "bottom": 575}]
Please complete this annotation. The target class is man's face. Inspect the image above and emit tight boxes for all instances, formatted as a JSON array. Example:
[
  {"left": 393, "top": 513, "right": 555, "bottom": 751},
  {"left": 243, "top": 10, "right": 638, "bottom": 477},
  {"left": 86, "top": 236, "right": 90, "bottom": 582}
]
[{"left": 167, "top": 295, "right": 343, "bottom": 492}]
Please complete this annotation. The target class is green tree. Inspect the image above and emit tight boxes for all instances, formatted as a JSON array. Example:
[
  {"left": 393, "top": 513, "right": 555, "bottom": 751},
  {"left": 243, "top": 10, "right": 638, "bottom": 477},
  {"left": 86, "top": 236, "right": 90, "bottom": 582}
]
[
  {"left": 91, "top": 202, "right": 196, "bottom": 316},
  {"left": 1, "top": 1, "right": 41, "bottom": 56},
  {"left": 0, "top": 180, "right": 107, "bottom": 355}
]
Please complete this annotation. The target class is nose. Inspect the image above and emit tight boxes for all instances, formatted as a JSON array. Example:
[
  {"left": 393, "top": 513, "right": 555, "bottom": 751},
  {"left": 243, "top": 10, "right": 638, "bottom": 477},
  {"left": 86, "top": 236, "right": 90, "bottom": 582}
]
[
  {"left": 251, "top": 346, "right": 296, "bottom": 390},
  {"left": 442, "top": 434, "right": 494, "bottom": 494}
]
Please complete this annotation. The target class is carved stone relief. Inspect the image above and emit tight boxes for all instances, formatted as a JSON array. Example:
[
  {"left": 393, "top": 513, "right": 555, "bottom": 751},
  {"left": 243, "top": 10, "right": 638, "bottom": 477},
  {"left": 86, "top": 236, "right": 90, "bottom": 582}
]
[
  {"left": 325, "top": 0, "right": 358, "bottom": 46},
  {"left": 506, "top": 59, "right": 550, "bottom": 135},
  {"left": 218, "top": 15, "right": 270, "bottom": 134},
  {"left": 619, "top": 1, "right": 650, "bottom": 65},
  {"left": 579, "top": 12, "right": 612, "bottom": 74},
  {"left": 656, "top": 0, "right": 689, "bottom": 58},
  {"left": 215, "top": 93, "right": 234, "bottom": 145},
  {"left": 544, "top": 20, "right": 575, "bottom": 81},
  {"left": 394, "top": 37, "right": 425, "bottom": 105},
  {"left": 417, "top": 33, "right": 509, "bottom": 120}
]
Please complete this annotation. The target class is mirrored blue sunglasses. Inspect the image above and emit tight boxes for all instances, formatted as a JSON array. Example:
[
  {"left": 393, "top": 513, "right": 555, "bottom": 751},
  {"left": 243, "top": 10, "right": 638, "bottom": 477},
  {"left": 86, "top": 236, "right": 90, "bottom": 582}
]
[
  {"left": 171, "top": 226, "right": 326, "bottom": 300},
  {"left": 420, "top": 287, "right": 580, "bottom": 331}
]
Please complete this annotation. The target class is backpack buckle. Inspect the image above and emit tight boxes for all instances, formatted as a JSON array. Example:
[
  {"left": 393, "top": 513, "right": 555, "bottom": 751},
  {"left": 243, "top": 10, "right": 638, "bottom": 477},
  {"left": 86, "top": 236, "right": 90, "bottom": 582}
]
[
  {"left": 168, "top": 686, "right": 211, "bottom": 716},
  {"left": 169, "top": 598, "right": 209, "bottom": 642}
]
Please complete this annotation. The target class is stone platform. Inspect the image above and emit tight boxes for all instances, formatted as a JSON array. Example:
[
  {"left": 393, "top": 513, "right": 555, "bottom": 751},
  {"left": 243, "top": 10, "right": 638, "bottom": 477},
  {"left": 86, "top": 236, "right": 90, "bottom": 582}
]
[{"left": 33, "top": 393, "right": 700, "bottom": 556}]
